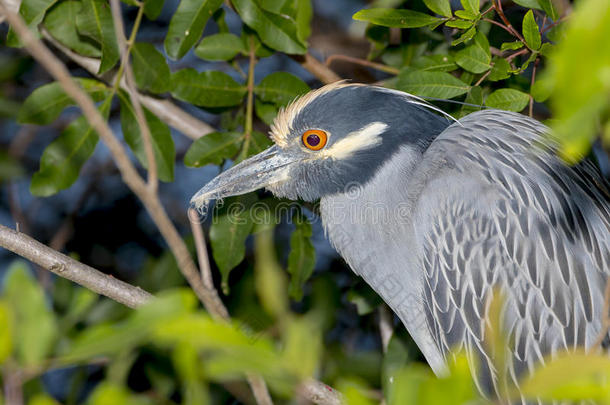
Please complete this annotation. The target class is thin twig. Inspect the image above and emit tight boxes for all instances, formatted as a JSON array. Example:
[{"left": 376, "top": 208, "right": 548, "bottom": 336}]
[
  {"left": 326, "top": 54, "right": 399, "bottom": 75},
  {"left": 40, "top": 29, "right": 215, "bottom": 140},
  {"left": 474, "top": 68, "right": 493, "bottom": 86},
  {"left": 239, "top": 35, "right": 257, "bottom": 161},
  {"left": 494, "top": 0, "right": 526, "bottom": 44},
  {"left": 292, "top": 53, "right": 342, "bottom": 84},
  {"left": 529, "top": 58, "right": 539, "bottom": 117},
  {"left": 188, "top": 209, "right": 214, "bottom": 290},
  {"left": 297, "top": 379, "right": 342, "bottom": 405},
  {"left": 109, "top": 0, "right": 157, "bottom": 190},
  {"left": 0, "top": 224, "right": 153, "bottom": 308}
]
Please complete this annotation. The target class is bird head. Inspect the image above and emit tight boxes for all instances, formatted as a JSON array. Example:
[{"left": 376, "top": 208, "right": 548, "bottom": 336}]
[{"left": 191, "top": 82, "right": 451, "bottom": 208}]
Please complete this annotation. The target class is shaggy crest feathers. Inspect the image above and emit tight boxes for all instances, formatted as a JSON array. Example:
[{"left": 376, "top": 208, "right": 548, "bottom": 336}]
[{"left": 268, "top": 81, "right": 458, "bottom": 147}]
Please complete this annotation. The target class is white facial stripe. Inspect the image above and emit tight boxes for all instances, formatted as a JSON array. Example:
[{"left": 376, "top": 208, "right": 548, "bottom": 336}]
[{"left": 319, "top": 122, "right": 388, "bottom": 160}]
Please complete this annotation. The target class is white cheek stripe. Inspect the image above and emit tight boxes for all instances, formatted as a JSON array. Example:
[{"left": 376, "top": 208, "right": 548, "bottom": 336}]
[{"left": 320, "top": 122, "right": 388, "bottom": 160}]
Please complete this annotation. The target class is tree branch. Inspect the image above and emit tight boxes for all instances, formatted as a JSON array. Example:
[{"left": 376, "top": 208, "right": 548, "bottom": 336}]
[
  {"left": 292, "top": 53, "right": 342, "bottom": 84},
  {"left": 0, "top": 224, "right": 153, "bottom": 308},
  {"left": 109, "top": 0, "right": 157, "bottom": 190}
]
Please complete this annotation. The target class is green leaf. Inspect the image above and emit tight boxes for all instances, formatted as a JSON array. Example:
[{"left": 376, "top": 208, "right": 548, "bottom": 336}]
[
  {"left": 30, "top": 96, "right": 112, "bottom": 196},
  {"left": 143, "top": 0, "right": 164, "bottom": 20},
  {"left": 454, "top": 9, "right": 477, "bottom": 20},
  {"left": 531, "top": 75, "right": 553, "bottom": 102},
  {"left": 485, "top": 88, "right": 530, "bottom": 111},
  {"left": 164, "top": 0, "right": 223, "bottom": 59},
  {"left": 412, "top": 54, "right": 458, "bottom": 72},
  {"left": 255, "top": 98, "right": 278, "bottom": 125},
  {"left": 423, "top": 0, "right": 452, "bottom": 18},
  {"left": 255, "top": 72, "right": 310, "bottom": 106},
  {"left": 18, "top": 79, "right": 109, "bottom": 125},
  {"left": 246, "top": 130, "right": 273, "bottom": 157},
  {"left": 353, "top": 8, "right": 444, "bottom": 28},
  {"left": 501, "top": 41, "right": 524, "bottom": 51},
  {"left": 346, "top": 285, "right": 383, "bottom": 315},
  {"left": 522, "top": 10, "right": 541, "bottom": 50},
  {"left": 171, "top": 69, "right": 246, "bottom": 108},
  {"left": 455, "top": 44, "right": 491, "bottom": 73},
  {"left": 460, "top": 0, "right": 479, "bottom": 14},
  {"left": 232, "top": 0, "right": 307, "bottom": 54},
  {"left": 87, "top": 382, "right": 153, "bottom": 405},
  {"left": 488, "top": 57, "right": 511, "bottom": 81},
  {"left": 539, "top": 0, "right": 559, "bottom": 20},
  {"left": 76, "top": 0, "right": 120, "bottom": 74},
  {"left": 295, "top": 0, "right": 312, "bottom": 44},
  {"left": 254, "top": 223, "right": 288, "bottom": 318},
  {"left": 451, "top": 25, "right": 476, "bottom": 45},
  {"left": 118, "top": 92, "right": 175, "bottom": 182},
  {"left": 445, "top": 19, "right": 473, "bottom": 29},
  {"left": 521, "top": 352, "right": 610, "bottom": 402},
  {"left": 3, "top": 261, "right": 58, "bottom": 366},
  {"left": 172, "top": 344, "right": 210, "bottom": 405},
  {"left": 184, "top": 132, "right": 243, "bottom": 167},
  {"left": 258, "top": 0, "right": 289, "bottom": 13},
  {"left": 396, "top": 70, "right": 470, "bottom": 99},
  {"left": 382, "top": 332, "right": 410, "bottom": 402},
  {"left": 0, "top": 151, "right": 24, "bottom": 183},
  {"left": 6, "top": 0, "right": 59, "bottom": 47},
  {"left": 0, "top": 301, "right": 12, "bottom": 365},
  {"left": 287, "top": 214, "right": 315, "bottom": 301},
  {"left": 458, "top": 85, "right": 483, "bottom": 117},
  {"left": 513, "top": 0, "right": 542, "bottom": 9},
  {"left": 132, "top": 43, "right": 171, "bottom": 94},
  {"left": 194, "top": 33, "right": 246, "bottom": 61},
  {"left": 210, "top": 195, "right": 256, "bottom": 293},
  {"left": 44, "top": 0, "right": 101, "bottom": 58},
  {"left": 281, "top": 316, "right": 322, "bottom": 379}
]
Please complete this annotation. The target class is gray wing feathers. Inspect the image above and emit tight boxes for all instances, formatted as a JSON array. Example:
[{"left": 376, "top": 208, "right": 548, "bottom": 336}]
[{"left": 412, "top": 110, "right": 610, "bottom": 396}]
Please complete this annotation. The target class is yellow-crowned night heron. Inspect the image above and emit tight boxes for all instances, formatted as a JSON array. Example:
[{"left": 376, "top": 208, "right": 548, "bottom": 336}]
[{"left": 191, "top": 82, "right": 610, "bottom": 397}]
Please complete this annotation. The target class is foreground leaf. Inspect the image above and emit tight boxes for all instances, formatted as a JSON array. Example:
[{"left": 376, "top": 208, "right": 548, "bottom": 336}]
[
  {"left": 396, "top": 70, "right": 470, "bottom": 99},
  {"left": 210, "top": 195, "right": 256, "bottom": 293},
  {"left": 3, "top": 261, "right": 58, "bottom": 366},
  {"left": 485, "top": 88, "right": 529, "bottom": 112},
  {"left": 287, "top": 214, "right": 315, "bottom": 301},
  {"left": 254, "top": 223, "right": 288, "bottom": 318},
  {"left": 6, "top": 0, "right": 59, "bottom": 46},
  {"left": 184, "top": 132, "right": 243, "bottom": 167},
  {"left": 119, "top": 93, "right": 175, "bottom": 182},
  {"left": 18, "top": 79, "right": 109, "bottom": 125},
  {"left": 164, "top": 0, "right": 223, "bottom": 59},
  {"left": 132, "top": 43, "right": 171, "bottom": 94},
  {"left": 423, "top": 0, "right": 452, "bottom": 18},
  {"left": 233, "top": 0, "right": 307, "bottom": 54},
  {"left": 44, "top": 0, "right": 101, "bottom": 57},
  {"left": 76, "top": 0, "right": 120, "bottom": 74},
  {"left": 0, "top": 301, "right": 12, "bottom": 365},
  {"left": 455, "top": 44, "right": 491, "bottom": 74},
  {"left": 255, "top": 72, "right": 309, "bottom": 106},
  {"left": 30, "top": 96, "right": 112, "bottom": 196},
  {"left": 522, "top": 10, "right": 541, "bottom": 50},
  {"left": 194, "top": 33, "right": 245, "bottom": 61},
  {"left": 171, "top": 69, "right": 246, "bottom": 108},
  {"left": 353, "top": 8, "right": 444, "bottom": 28}
]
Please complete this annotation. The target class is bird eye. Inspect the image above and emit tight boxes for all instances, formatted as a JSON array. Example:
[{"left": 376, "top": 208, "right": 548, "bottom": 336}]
[{"left": 302, "top": 129, "right": 328, "bottom": 151}]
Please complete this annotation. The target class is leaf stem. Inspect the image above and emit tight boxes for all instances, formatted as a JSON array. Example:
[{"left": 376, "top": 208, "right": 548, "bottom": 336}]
[{"left": 112, "top": 4, "right": 145, "bottom": 92}]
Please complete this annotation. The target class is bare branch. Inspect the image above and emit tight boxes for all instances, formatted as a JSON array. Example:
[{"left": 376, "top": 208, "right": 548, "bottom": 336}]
[
  {"left": 40, "top": 30, "right": 215, "bottom": 140},
  {"left": 109, "top": 0, "right": 158, "bottom": 190},
  {"left": 292, "top": 53, "right": 342, "bottom": 84},
  {"left": 379, "top": 305, "right": 393, "bottom": 353},
  {"left": 0, "top": 224, "right": 153, "bottom": 308}
]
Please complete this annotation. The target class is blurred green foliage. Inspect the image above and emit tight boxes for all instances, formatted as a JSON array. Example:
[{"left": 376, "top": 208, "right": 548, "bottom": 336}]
[{"left": 1, "top": 0, "right": 610, "bottom": 403}]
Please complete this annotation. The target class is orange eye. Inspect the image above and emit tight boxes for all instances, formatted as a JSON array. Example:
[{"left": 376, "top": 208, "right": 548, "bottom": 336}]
[{"left": 302, "top": 129, "right": 328, "bottom": 151}]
